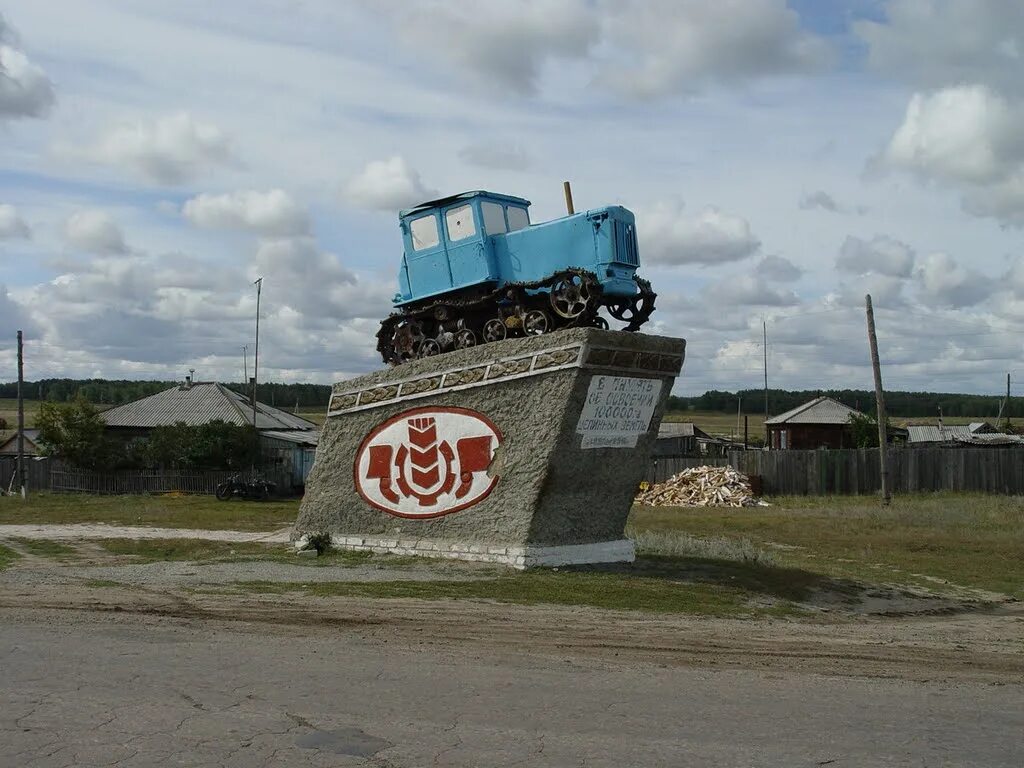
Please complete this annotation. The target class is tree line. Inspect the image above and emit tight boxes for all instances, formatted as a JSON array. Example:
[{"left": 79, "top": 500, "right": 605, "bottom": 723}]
[
  {"left": 0, "top": 378, "right": 333, "bottom": 408},
  {"left": 3, "top": 378, "right": 1018, "bottom": 418},
  {"left": 669, "top": 389, "right": 1024, "bottom": 418}
]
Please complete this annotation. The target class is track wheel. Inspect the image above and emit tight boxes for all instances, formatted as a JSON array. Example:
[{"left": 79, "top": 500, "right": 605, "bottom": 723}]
[
  {"left": 418, "top": 338, "right": 441, "bottom": 358},
  {"left": 592, "top": 315, "right": 609, "bottom": 330},
  {"left": 483, "top": 318, "right": 507, "bottom": 343},
  {"left": 550, "top": 274, "right": 592, "bottom": 319},
  {"left": 523, "top": 309, "right": 550, "bottom": 336},
  {"left": 607, "top": 280, "right": 656, "bottom": 332},
  {"left": 454, "top": 329, "right": 477, "bottom": 349}
]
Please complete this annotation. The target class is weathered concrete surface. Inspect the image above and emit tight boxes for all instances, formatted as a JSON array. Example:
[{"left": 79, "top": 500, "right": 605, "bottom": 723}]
[
  {"left": 2, "top": 609, "right": 1022, "bottom": 767},
  {"left": 295, "top": 328, "right": 684, "bottom": 563}
]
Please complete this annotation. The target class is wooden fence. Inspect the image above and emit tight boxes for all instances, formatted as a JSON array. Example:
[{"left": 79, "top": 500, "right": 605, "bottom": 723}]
[
  {"left": 1, "top": 458, "right": 293, "bottom": 496},
  {"left": 647, "top": 447, "right": 1024, "bottom": 496}
]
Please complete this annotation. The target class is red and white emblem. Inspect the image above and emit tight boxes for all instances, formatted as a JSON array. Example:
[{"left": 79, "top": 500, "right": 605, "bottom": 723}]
[{"left": 354, "top": 406, "right": 502, "bottom": 519}]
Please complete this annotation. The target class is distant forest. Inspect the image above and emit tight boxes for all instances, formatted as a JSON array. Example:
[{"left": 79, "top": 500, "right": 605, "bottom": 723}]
[
  {"left": 669, "top": 389, "right": 1023, "bottom": 419},
  {"left": 0, "top": 379, "right": 1019, "bottom": 418},
  {"left": 0, "top": 379, "right": 332, "bottom": 408}
]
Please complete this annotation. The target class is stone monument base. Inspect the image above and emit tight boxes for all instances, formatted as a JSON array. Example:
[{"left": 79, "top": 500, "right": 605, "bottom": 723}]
[
  {"left": 296, "top": 327, "right": 684, "bottom": 568},
  {"left": 327, "top": 534, "right": 635, "bottom": 569}
]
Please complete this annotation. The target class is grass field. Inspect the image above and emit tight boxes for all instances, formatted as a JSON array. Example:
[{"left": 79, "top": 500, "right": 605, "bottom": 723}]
[
  {"left": 2, "top": 491, "right": 1019, "bottom": 615},
  {"left": 630, "top": 493, "right": 1024, "bottom": 599},
  {"left": 0, "top": 493, "right": 299, "bottom": 531}
]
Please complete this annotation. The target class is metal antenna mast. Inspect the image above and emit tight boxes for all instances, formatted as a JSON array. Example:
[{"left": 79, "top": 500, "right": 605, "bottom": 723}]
[{"left": 252, "top": 278, "right": 263, "bottom": 434}]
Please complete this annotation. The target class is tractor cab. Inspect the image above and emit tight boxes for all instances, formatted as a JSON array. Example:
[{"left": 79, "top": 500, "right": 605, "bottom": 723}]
[{"left": 394, "top": 191, "right": 531, "bottom": 307}]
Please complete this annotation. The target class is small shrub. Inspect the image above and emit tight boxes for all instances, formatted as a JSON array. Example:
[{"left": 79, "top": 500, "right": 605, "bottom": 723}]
[{"left": 305, "top": 532, "right": 333, "bottom": 555}]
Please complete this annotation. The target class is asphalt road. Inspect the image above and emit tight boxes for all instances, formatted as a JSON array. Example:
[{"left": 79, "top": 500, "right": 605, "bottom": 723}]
[{"left": 2, "top": 609, "right": 1021, "bottom": 767}]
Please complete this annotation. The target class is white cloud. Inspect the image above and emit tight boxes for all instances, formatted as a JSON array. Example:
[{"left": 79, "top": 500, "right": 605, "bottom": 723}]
[
  {"left": 875, "top": 85, "right": 1024, "bottom": 226},
  {"left": 705, "top": 274, "right": 799, "bottom": 307},
  {"left": 799, "top": 190, "right": 840, "bottom": 212},
  {"left": 835, "top": 273, "right": 907, "bottom": 308},
  {"left": 0, "top": 204, "right": 30, "bottom": 239},
  {"left": 639, "top": 202, "right": 760, "bottom": 266},
  {"left": 855, "top": 1, "right": 1024, "bottom": 95},
  {"left": 879, "top": 85, "right": 1019, "bottom": 185},
  {"left": 598, "top": 0, "right": 832, "bottom": 98},
  {"left": 183, "top": 189, "right": 310, "bottom": 236},
  {"left": 63, "top": 210, "right": 128, "bottom": 254},
  {"left": 344, "top": 156, "right": 437, "bottom": 211},
  {"left": 458, "top": 141, "right": 531, "bottom": 171},
  {"left": 836, "top": 235, "right": 916, "bottom": 278},
  {"left": 74, "top": 112, "right": 238, "bottom": 185},
  {"left": 915, "top": 252, "right": 991, "bottom": 308},
  {"left": 381, "top": 0, "right": 598, "bottom": 96},
  {"left": 754, "top": 255, "right": 802, "bottom": 282},
  {"left": 0, "top": 13, "right": 55, "bottom": 120}
]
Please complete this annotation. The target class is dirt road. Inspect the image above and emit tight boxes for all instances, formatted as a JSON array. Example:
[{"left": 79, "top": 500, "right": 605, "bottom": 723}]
[{"left": 2, "top": 602, "right": 1022, "bottom": 767}]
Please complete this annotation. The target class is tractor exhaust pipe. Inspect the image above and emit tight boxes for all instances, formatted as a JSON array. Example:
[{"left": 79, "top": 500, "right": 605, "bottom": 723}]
[{"left": 563, "top": 181, "right": 575, "bottom": 215}]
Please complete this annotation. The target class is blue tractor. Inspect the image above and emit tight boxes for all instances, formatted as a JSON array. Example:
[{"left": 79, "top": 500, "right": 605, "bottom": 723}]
[{"left": 377, "top": 189, "right": 656, "bottom": 364}]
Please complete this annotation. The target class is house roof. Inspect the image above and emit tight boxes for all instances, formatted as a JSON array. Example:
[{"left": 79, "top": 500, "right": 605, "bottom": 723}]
[
  {"left": 657, "top": 422, "right": 713, "bottom": 440},
  {"left": 101, "top": 382, "right": 317, "bottom": 431},
  {"left": 0, "top": 429, "right": 43, "bottom": 454},
  {"left": 907, "top": 422, "right": 1004, "bottom": 444},
  {"left": 764, "top": 396, "right": 864, "bottom": 426},
  {"left": 261, "top": 429, "right": 319, "bottom": 446}
]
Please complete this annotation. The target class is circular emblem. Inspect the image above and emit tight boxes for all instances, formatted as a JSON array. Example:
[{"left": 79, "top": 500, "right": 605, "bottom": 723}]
[{"left": 354, "top": 406, "right": 503, "bottom": 519}]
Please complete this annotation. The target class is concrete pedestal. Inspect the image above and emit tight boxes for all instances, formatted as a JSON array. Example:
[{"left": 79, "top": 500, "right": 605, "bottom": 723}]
[{"left": 295, "top": 327, "right": 685, "bottom": 568}]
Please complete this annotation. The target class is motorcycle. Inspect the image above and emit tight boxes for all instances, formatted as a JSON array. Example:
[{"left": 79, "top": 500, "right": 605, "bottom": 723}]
[{"left": 215, "top": 473, "right": 276, "bottom": 501}]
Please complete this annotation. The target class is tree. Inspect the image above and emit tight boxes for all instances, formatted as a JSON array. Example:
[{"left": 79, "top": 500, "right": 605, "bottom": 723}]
[
  {"left": 847, "top": 412, "right": 896, "bottom": 448},
  {"left": 36, "top": 396, "right": 107, "bottom": 468},
  {"left": 145, "top": 421, "right": 259, "bottom": 470}
]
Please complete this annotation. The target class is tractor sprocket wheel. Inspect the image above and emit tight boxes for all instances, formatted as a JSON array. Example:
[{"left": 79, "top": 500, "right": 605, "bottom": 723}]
[
  {"left": 418, "top": 338, "right": 441, "bottom": 358},
  {"left": 392, "top": 321, "right": 425, "bottom": 359},
  {"left": 607, "top": 277, "right": 656, "bottom": 332},
  {"left": 550, "top": 274, "right": 591, "bottom": 319},
  {"left": 592, "top": 315, "right": 609, "bottom": 330},
  {"left": 523, "top": 309, "right": 550, "bottom": 336},
  {"left": 483, "top": 318, "right": 507, "bottom": 343},
  {"left": 454, "top": 328, "right": 477, "bottom": 349}
]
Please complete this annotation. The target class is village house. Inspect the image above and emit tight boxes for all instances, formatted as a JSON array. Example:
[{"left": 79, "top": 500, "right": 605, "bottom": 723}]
[
  {"left": 764, "top": 396, "right": 864, "bottom": 450},
  {"left": 654, "top": 422, "right": 727, "bottom": 457},
  {"left": 906, "top": 421, "right": 1024, "bottom": 447},
  {"left": 101, "top": 379, "right": 319, "bottom": 488}
]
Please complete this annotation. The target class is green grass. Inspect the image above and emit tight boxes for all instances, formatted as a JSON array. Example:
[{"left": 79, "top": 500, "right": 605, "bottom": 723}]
[
  {"left": 95, "top": 538, "right": 373, "bottom": 566},
  {"left": 629, "top": 492, "right": 1024, "bottom": 598},
  {"left": 0, "top": 493, "right": 299, "bottom": 531},
  {"left": 0, "top": 398, "right": 41, "bottom": 430},
  {"left": 0, "top": 542, "right": 20, "bottom": 570},
  {"left": 233, "top": 559, "right": 811, "bottom": 617},
  {"left": 8, "top": 537, "right": 79, "bottom": 559}
]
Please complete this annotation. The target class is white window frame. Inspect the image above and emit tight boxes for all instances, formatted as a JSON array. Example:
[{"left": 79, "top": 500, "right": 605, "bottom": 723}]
[
  {"left": 481, "top": 201, "right": 507, "bottom": 235},
  {"left": 445, "top": 204, "right": 477, "bottom": 242},
  {"left": 507, "top": 206, "right": 530, "bottom": 231},
  {"left": 410, "top": 215, "right": 439, "bottom": 251}
]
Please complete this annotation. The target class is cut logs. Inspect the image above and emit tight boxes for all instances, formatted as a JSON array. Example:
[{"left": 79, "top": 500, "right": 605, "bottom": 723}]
[{"left": 635, "top": 465, "right": 766, "bottom": 508}]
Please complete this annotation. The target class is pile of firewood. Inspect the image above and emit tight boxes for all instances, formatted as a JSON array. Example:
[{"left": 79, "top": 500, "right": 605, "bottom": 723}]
[{"left": 635, "top": 466, "right": 764, "bottom": 508}]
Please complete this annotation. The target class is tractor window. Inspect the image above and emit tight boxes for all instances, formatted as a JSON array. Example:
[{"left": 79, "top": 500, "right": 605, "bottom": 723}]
[
  {"left": 410, "top": 215, "right": 439, "bottom": 251},
  {"left": 481, "top": 202, "right": 507, "bottom": 234},
  {"left": 445, "top": 204, "right": 476, "bottom": 242},
  {"left": 507, "top": 206, "right": 530, "bottom": 231}
]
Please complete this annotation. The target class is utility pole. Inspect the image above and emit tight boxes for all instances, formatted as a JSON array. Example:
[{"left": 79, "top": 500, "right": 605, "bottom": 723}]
[
  {"left": 252, "top": 278, "right": 263, "bottom": 434},
  {"left": 763, "top": 319, "right": 769, "bottom": 447},
  {"left": 16, "top": 331, "right": 26, "bottom": 499},
  {"left": 865, "top": 294, "right": 890, "bottom": 505},
  {"left": 243, "top": 345, "right": 248, "bottom": 384},
  {"left": 1008, "top": 373, "right": 1012, "bottom": 427}
]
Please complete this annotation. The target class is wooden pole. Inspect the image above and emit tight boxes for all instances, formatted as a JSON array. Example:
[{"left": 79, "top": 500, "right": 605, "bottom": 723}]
[
  {"left": 252, "top": 277, "right": 263, "bottom": 464},
  {"left": 763, "top": 320, "right": 769, "bottom": 448},
  {"left": 865, "top": 294, "right": 890, "bottom": 504},
  {"left": 16, "top": 330, "right": 26, "bottom": 499},
  {"left": 563, "top": 181, "right": 575, "bottom": 215},
  {"left": 1006, "top": 373, "right": 1011, "bottom": 427}
]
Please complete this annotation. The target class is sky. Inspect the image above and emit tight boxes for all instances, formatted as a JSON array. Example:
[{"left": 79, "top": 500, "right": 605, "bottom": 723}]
[{"left": 1, "top": 0, "right": 1024, "bottom": 399}]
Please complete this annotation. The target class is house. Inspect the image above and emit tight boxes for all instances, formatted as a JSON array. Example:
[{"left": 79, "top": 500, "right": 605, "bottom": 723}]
[
  {"left": 101, "top": 380, "right": 319, "bottom": 487},
  {"left": 0, "top": 429, "right": 44, "bottom": 456},
  {"left": 765, "top": 396, "right": 864, "bottom": 450},
  {"left": 906, "top": 421, "right": 1024, "bottom": 447},
  {"left": 654, "top": 422, "right": 726, "bottom": 457}
]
